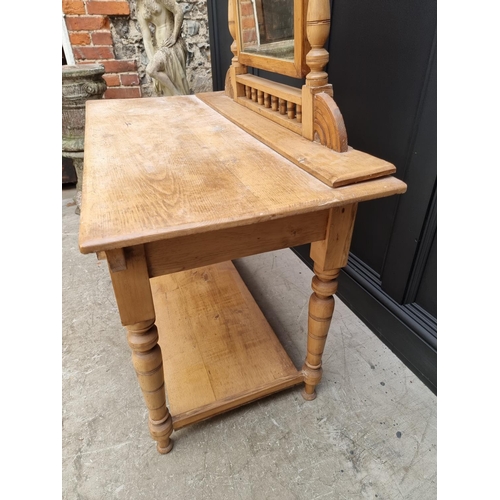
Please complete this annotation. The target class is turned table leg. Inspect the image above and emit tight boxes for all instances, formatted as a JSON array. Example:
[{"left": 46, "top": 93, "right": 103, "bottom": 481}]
[
  {"left": 106, "top": 245, "right": 173, "bottom": 454},
  {"left": 302, "top": 204, "right": 358, "bottom": 400},
  {"left": 302, "top": 267, "right": 339, "bottom": 400}
]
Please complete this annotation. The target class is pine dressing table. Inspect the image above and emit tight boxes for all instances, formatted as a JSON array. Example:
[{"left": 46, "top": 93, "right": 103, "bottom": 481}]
[{"left": 78, "top": 0, "right": 407, "bottom": 454}]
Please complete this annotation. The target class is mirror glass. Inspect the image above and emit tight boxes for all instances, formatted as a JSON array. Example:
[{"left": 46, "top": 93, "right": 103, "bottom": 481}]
[{"left": 238, "top": 0, "right": 294, "bottom": 61}]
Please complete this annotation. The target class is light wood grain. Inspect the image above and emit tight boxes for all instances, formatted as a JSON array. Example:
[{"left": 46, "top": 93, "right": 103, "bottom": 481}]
[
  {"left": 170, "top": 374, "right": 302, "bottom": 429},
  {"left": 108, "top": 245, "right": 173, "bottom": 453},
  {"left": 227, "top": 0, "right": 247, "bottom": 100},
  {"left": 302, "top": 267, "right": 340, "bottom": 400},
  {"left": 107, "top": 245, "right": 155, "bottom": 326},
  {"left": 313, "top": 92, "right": 348, "bottom": 152},
  {"left": 105, "top": 247, "right": 127, "bottom": 272},
  {"left": 235, "top": 96, "right": 303, "bottom": 134},
  {"left": 145, "top": 210, "right": 329, "bottom": 277},
  {"left": 305, "top": 0, "right": 331, "bottom": 87},
  {"left": 310, "top": 204, "right": 358, "bottom": 272},
  {"left": 79, "top": 95, "right": 406, "bottom": 254},
  {"left": 236, "top": 74, "right": 302, "bottom": 104},
  {"left": 199, "top": 92, "right": 400, "bottom": 188},
  {"left": 296, "top": 0, "right": 311, "bottom": 77},
  {"left": 302, "top": 204, "right": 359, "bottom": 400},
  {"left": 151, "top": 261, "right": 303, "bottom": 429}
]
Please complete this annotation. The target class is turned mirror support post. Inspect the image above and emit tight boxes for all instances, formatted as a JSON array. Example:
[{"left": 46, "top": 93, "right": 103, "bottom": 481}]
[
  {"left": 305, "top": 0, "right": 331, "bottom": 88},
  {"left": 226, "top": 0, "right": 247, "bottom": 99},
  {"left": 298, "top": 0, "right": 347, "bottom": 152},
  {"left": 302, "top": 203, "right": 358, "bottom": 399},
  {"left": 302, "top": 0, "right": 331, "bottom": 141}
]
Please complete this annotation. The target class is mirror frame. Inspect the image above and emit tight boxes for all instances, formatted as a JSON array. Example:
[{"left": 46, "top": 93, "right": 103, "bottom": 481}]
[{"left": 234, "top": 0, "right": 310, "bottom": 79}]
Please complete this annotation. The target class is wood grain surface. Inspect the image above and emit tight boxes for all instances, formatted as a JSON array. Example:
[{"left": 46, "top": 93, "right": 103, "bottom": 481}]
[
  {"left": 199, "top": 92, "right": 397, "bottom": 188},
  {"left": 151, "top": 261, "right": 303, "bottom": 429},
  {"left": 79, "top": 95, "right": 406, "bottom": 254}
]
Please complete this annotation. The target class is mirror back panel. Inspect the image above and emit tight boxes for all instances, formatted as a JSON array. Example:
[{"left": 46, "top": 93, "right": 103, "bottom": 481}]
[{"left": 235, "top": 0, "right": 309, "bottom": 79}]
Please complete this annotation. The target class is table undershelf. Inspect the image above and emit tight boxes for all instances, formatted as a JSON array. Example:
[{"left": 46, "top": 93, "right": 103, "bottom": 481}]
[{"left": 151, "top": 261, "right": 304, "bottom": 430}]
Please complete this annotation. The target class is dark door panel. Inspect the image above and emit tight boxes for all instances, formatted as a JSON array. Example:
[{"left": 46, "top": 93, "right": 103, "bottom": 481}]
[
  {"left": 414, "top": 233, "right": 437, "bottom": 318},
  {"left": 382, "top": 40, "right": 437, "bottom": 302}
]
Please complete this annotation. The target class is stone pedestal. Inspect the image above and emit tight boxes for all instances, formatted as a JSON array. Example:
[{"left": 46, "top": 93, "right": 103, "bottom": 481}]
[
  {"left": 62, "top": 64, "right": 107, "bottom": 213},
  {"left": 62, "top": 151, "right": 84, "bottom": 214}
]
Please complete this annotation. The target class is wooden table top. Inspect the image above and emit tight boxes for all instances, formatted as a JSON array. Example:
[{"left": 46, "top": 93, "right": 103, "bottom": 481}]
[{"left": 79, "top": 94, "right": 406, "bottom": 254}]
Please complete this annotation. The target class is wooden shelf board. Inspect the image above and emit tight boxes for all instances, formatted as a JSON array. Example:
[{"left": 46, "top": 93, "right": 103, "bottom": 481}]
[
  {"left": 79, "top": 95, "right": 406, "bottom": 254},
  {"left": 197, "top": 91, "right": 397, "bottom": 188},
  {"left": 151, "top": 261, "right": 303, "bottom": 430}
]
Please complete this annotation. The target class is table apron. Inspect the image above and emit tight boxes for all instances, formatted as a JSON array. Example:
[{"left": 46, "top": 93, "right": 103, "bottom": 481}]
[{"left": 144, "top": 210, "right": 330, "bottom": 278}]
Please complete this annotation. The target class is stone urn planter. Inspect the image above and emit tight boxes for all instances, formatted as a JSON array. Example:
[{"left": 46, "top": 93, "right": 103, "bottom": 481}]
[{"left": 62, "top": 64, "right": 107, "bottom": 213}]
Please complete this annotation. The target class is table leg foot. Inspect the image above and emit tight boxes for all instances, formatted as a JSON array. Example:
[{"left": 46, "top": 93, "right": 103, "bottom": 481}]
[
  {"left": 301, "top": 386, "right": 317, "bottom": 401},
  {"left": 156, "top": 440, "right": 174, "bottom": 454},
  {"left": 301, "top": 361, "right": 323, "bottom": 401},
  {"left": 149, "top": 414, "right": 174, "bottom": 454}
]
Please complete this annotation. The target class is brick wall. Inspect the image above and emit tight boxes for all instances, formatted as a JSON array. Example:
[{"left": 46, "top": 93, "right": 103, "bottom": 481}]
[
  {"left": 239, "top": 0, "right": 258, "bottom": 47},
  {"left": 63, "top": 0, "right": 142, "bottom": 98},
  {"left": 63, "top": 0, "right": 213, "bottom": 98}
]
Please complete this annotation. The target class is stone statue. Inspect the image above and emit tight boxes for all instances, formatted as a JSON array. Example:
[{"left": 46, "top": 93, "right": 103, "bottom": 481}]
[{"left": 137, "top": 0, "right": 190, "bottom": 96}]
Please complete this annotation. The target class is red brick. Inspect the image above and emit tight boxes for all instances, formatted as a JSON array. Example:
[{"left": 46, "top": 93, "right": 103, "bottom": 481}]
[
  {"left": 86, "top": 1, "right": 130, "bottom": 15},
  {"left": 69, "top": 32, "right": 91, "bottom": 46},
  {"left": 103, "top": 74, "right": 121, "bottom": 87},
  {"left": 240, "top": 1, "right": 254, "bottom": 17},
  {"left": 243, "top": 29, "right": 257, "bottom": 44},
  {"left": 120, "top": 74, "right": 140, "bottom": 86},
  {"left": 74, "top": 46, "right": 115, "bottom": 60},
  {"left": 102, "top": 59, "right": 137, "bottom": 73},
  {"left": 241, "top": 16, "right": 257, "bottom": 30},
  {"left": 65, "top": 15, "right": 109, "bottom": 31},
  {"left": 104, "top": 87, "right": 141, "bottom": 99},
  {"left": 91, "top": 31, "right": 113, "bottom": 45},
  {"left": 62, "top": 0, "right": 85, "bottom": 15}
]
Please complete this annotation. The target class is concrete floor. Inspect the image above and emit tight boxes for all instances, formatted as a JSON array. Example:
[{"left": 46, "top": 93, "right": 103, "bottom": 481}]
[{"left": 62, "top": 186, "right": 437, "bottom": 500}]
